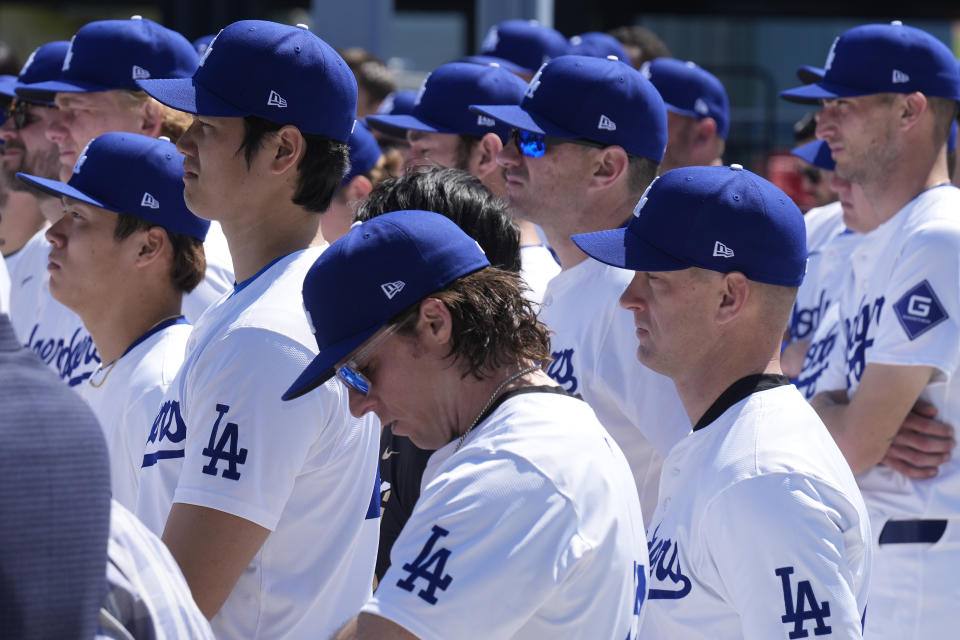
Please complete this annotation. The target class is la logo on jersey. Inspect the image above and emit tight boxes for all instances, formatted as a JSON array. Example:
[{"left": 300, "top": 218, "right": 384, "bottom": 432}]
[
  {"left": 776, "top": 566, "right": 832, "bottom": 638},
  {"left": 381, "top": 281, "right": 405, "bottom": 299},
  {"left": 396, "top": 525, "right": 453, "bottom": 605},
  {"left": 141, "top": 192, "right": 160, "bottom": 209},
  {"left": 844, "top": 294, "right": 883, "bottom": 386},
  {"left": 647, "top": 524, "right": 691, "bottom": 599},
  {"left": 598, "top": 115, "right": 617, "bottom": 131},
  {"left": 132, "top": 65, "right": 150, "bottom": 80},
  {"left": 201, "top": 403, "right": 248, "bottom": 481},
  {"left": 546, "top": 347, "right": 578, "bottom": 393},
  {"left": 267, "top": 90, "right": 288, "bottom": 108},
  {"left": 143, "top": 399, "right": 187, "bottom": 467},
  {"left": 713, "top": 241, "right": 734, "bottom": 258}
]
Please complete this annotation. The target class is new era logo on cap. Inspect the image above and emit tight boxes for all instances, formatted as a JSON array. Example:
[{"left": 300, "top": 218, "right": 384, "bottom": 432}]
[
  {"left": 267, "top": 90, "right": 287, "bottom": 108},
  {"left": 694, "top": 98, "right": 709, "bottom": 115},
  {"left": 132, "top": 65, "right": 150, "bottom": 80},
  {"left": 713, "top": 241, "right": 734, "bottom": 258},
  {"left": 141, "top": 192, "right": 159, "bottom": 209},
  {"left": 892, "top": 69, "right": 910, "bottom": 84},
  {"left": 597, "top": 114, "right": 617, "bottom": 131},
  {"left": 477, "top": 115, "right": 496, "bottom": 127},
  {"left": 381, "top": 281, "right": 405, "bottom": 299}
]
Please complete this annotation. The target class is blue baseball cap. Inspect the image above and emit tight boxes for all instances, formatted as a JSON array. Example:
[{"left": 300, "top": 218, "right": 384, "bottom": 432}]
[
  {"left": 462, "top": 20, "right": 569, "bottom": 75},
  {"left": 471, "top": 54, "right": 667, "bottom": 162},
  {"left": 367, "top": 62, "right": 527, "bottom": 142},
  {"left": 16, "top": 17, "right": 197, "bottom": 101},
  {"left": 641, "top": 57, "right": 730, "bottom": 139},
  {"left": 137, "top": 20, "right": 357, "bottom": 142},
  {"left": 572, "top": 164, "right": 807, "bottom": 287},
  {"left": 791, "top": 139, "right": 835, "bottom": 172},
  {"left": 781, "top": 22, "right": 960, "bottom": 103},
  {"left": 0, "top": 41, "right": 70, "bottom": 105},
  {"left": 282, "top": 210, "right": 490, "bottom": 400},
  {"left": 192, "top": 34, "right": 216, "bottom": 56},
  {"left": 568, "top": 32, "right": 629, "bottom": 62},
  {"left": 374, "top": 89, "right": 417, "bottom": 118},
  {"left": 343, "top": 123, "right": 383, "bottom": 185},
  {"left": 16, "top": 132, "right": 210, "bottom": 241}
]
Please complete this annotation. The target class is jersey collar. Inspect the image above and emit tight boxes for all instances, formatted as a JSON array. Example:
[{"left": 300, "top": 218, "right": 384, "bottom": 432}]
[{"left": 693, "top": 373, "right": 791, "bottom": 432}]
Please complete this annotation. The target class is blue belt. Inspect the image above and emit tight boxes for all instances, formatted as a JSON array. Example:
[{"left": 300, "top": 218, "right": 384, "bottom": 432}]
[{"left": 878, "top": 519, "right": 947, "bottom": 545}]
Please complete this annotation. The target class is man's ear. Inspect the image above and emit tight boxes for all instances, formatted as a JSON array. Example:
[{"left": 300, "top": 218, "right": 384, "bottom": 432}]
[
  {"left": 342, "top": 175, "right": 373, "bottom": 205},
  {"left": 587, "top": 145, "right": 630, "bottom": 191},
  {"left": 417, "top": 297, "right": 453, "bottom": 348},
  {"left": 716, "top": 271, "right": 749, "bottom": 325},
  {"left": 469, "top": 132, "right": 505, "bottom": 180},
  {"left": 899, "top": 92, "right": 928, "bottom": 133},
  {"left": 134, "top": 226, "right": 170, "bottom": 268},
  {"left": 270, "top": 125, "right": 307, "bottom": 176},
  {"left": 140, "top": 99, "right": 165, "bottom": 138},
  {"left": 692, "top": 118, "right": 718, "bottom": 151}
]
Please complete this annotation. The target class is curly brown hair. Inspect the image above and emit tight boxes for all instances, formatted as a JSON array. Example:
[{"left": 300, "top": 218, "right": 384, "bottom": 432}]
[{"left": 393, "top": 267, "right": 551, "bottom": 380}]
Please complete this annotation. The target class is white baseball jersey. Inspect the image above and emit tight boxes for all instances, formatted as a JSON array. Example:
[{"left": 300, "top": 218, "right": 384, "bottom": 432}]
[
  {"left": 365, "top": 387, "right": 647, "bottom": 639},
  {"left": 818, "top": 185, "right": 960, "bottom": 639},
  {"left": 789, "top": 201, "right": 845, "bottom": 344},
  {"left": 539, "top": 257, "right": 690, "bottom": 520},
  {"left": 76, "top": 319, "right": 191, "bottom": 511},
  {"left": 0, "top": 252, "right": 9, "bottom": 314},
  {"left": 181, "top": 220, "right": 234, "bottom": 323},
  {"left": 135, "top": 247, "right": 380, "bottom": 640},
  {"left": 519, "top": 243, "right": 560, "bottom": 306},
  {"left": 9, "top": 227, "right": 100, "bottom": 386},
  {"left": 641, "top": 379, "right": 871, "bottom": 640}
]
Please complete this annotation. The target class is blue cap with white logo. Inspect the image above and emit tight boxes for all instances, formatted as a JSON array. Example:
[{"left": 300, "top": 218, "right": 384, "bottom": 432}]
[
  {"left": 471, "top": 54, "right": 667, "bottom": 162},
  {"left": 568, "top": 32, "right": 629, "bottom": 63},
  {"left": 374, "top": 89, "right": 418, "bottom": 118},
  {"left": 780, "top": 22, "right": 960, "bottom": 103},
  {"left": 16, "top": 17, "right": 197, "bottom": 101},
  {"left": 367, "top": 62, "right": 527, "bottom": 142},
  {"left": 16, "top": 132, "right": 210, "bottom": 240},
  {"left": 282, "top": 209, "right": 490, "bottom": 400},
  {"left": 641, "top": 57, "right": 730, "bottom": 139},
  {"left": 0, "top": 41, "right": 70, "bottom": 104},
  {"left": 192, "top": 34, "right": 216, "bottom": 56},
  {"left": 791, "top": 139, "right": 835, "bottom": 172},
  {"left": 462, "top": 19, "right": 570, "bottom": 75},
  {"left": 342, "top": 123, "right": 383, "bottom": 185},
  {"left": 137, "top": 20, "right": 358, "bottom": 142},
  {"left": 572, "top": 164, "right": 807, "bottom": 287}
]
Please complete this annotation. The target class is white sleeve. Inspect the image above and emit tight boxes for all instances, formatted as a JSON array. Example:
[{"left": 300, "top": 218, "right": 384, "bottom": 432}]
[
  {"left": 173, "top": 327, "right": 342, "bottom": 530},
  {"left": 866, "top": 229, "right": 960, "bottom": 377},
  {"left": 703, "top": 474, "right": 866, "bottom": 640},
  {"left": 364, "top": 453, "right": 582, "bottom": 640}
]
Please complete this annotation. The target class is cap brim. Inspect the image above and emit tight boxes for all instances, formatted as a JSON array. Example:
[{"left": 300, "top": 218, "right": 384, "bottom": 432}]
[
  {"left": 366, "top": 113, "right": 458, "bottom": 137},
  {"left": 459, "top": 55, "right": 529, "bottom": 75},
  {"left": 796, "top": 65, "right": 825, "bottom": 84},
  {"left": 469, "top": 104, "right": 580, "bottom": 139},
  {"left": 136, "top": 78, "right": 247, "bottom": 117},
  {"left": 0, "top": 76, "right": 17, "bottom": 99},
  {"left": 790, "top": 140, "right": 835, "bottom": 172},
  {"left": 16, "top": 78, "right": 114, "bottom": 100},
  {"left": 664, "top": 103, "right": 705, "bottom": 121},
  {"left": 16, "top": 173, "right": 112, "bottom": 211},
  {"left": 779, "top": 80, "right": 874, "bottom": 104},
  {"left": 571, "top": 227, "right": 689, "bottom": 272},
  {"left": 282, "top": 323, "right": 381, "bottom": 401}
]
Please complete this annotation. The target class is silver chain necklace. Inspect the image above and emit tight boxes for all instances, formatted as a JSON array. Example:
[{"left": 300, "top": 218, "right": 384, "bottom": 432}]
[{"left": 454, "top": 365, "right": 539, "bottom": 452}]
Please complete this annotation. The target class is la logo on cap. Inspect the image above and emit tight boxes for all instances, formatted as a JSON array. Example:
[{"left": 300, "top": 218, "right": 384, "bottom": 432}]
[
  {"left": 381, "top": 281, "right": 405, "bottom": 299},
  {"left": 824, "top": 37, "right": 838, "bottom": 71},
  {"left": 525, "top": 64, "right": 545, "bottom": 99},
  {"left": 73, "top": 140, "right": 93, "bottom": 174},
  {"left": 62, "top": 35, "right": 75, "bottom": 71},
  {"left": 199, "top": 30, "right": 220, "bottom": 66}
]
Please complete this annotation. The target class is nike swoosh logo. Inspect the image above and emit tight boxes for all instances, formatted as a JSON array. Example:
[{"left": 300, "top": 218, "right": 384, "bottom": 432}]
[{"left": 382, "top": 448, "right": 399, "bottom": 461}]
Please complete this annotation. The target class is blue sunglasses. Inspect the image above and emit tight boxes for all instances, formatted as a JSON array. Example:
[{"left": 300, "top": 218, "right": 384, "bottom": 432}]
[
  {"left": 510, "top": 128, "right": 608, "bottom": 158},
  {"left": 335, "top": 322, "right": 403, "bottom": 395}
]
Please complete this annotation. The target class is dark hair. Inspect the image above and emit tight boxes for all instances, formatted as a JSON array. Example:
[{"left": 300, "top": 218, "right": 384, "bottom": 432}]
[
  {"left": 341, "top": 48, "right": 396, "bottom": 105},
  {"left": 394, "top": 268, "right": 551, "bottom": 380},
  {"left": 114, "top": 213, "right": 206, "bottom": 292},
  {"left": 793, "top": 112, "right": 818, "bottom": 143},
  {"left": 355, "top": 166, "right": 521, "bottom": 272},
  {"left": 454, "top": 134, "right": 481, "bottom": 171},
  {"left": 238, "top": 115, "right": 349, "bottom": 212},
  {"left": 606, "top": 25, "right": 670, "bottom": 68},
  {"left": 626, "top": 155, "right": 660, "bottom": 196},
  {"left": 927, "top": 96, "right": 959, "bottom": 148}
]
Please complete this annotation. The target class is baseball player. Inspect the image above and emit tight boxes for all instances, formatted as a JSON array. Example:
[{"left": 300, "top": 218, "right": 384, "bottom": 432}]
[
  {"left": 17, "top": 132, "right": 210, "bottom": 511},
  {"left": 472, "top": 54, "right": 690, "bottom": 519},
  {"left": 639, "top": 57, "right": 730, "bottom": 173},
  {"left": 782, "top": 22, "right": 960, "bottom": 638},
  {"left": 281, "top": 210, "right": 647, "bottom": 639},
  {"left": 574, "top": 164, "right": 872, "bottom": 639},
  {"left": 366, "top": 61, "right": 559, "bottom": 305},
  {"left": 133, "top": 20, "right": 379, "bottom": 639},
  {"left": 0, "top": 40, "right": 99, "bottom": 384},
  {"left": 17, "top": 16, "right": 234, "bottom": 324}
]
